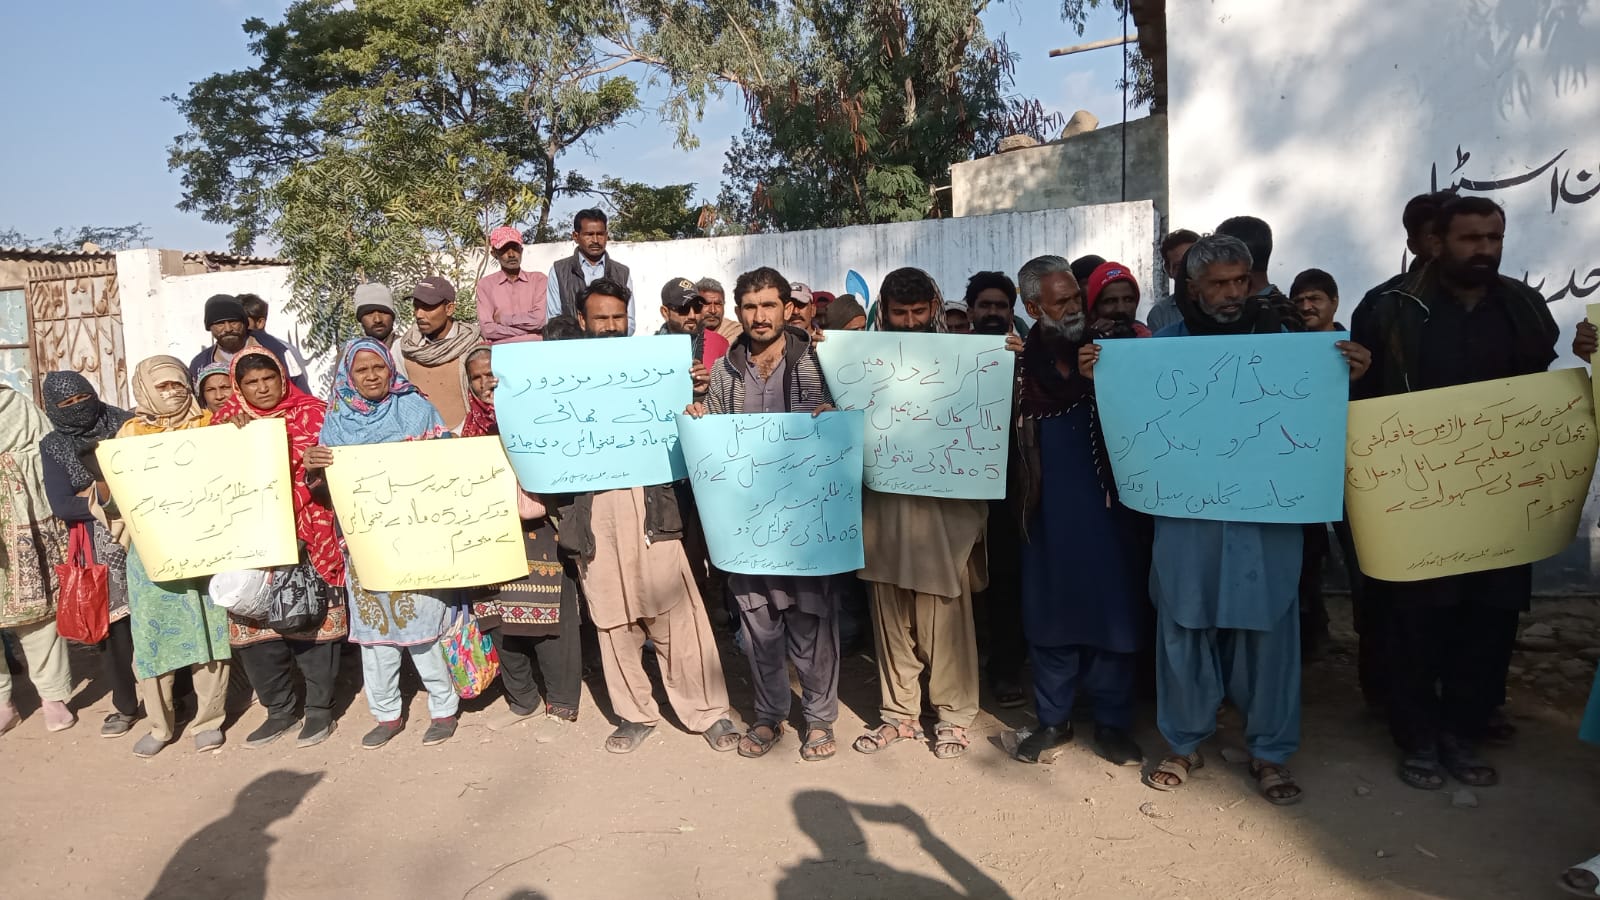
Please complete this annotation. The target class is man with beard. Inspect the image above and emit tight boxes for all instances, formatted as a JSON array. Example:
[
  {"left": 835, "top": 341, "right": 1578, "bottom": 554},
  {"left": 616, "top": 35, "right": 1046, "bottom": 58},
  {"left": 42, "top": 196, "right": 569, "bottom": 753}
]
[
  {"left": 851, "top": 268, "right": 1020, "bottom": 761},
  {"left": 561, "top": 278, "right": 739, "bottom": 755},
  {"left": 1084, "top": 235, "right": 1370, "bottom": 805},
  {"left": 397, "top": 276, "right": 482, "bottom": 432},
  {"left": 1010, "top": 255, "right": 1146, "bottom": 767},
  {"left": 787, "top": 282, "right": 819, "bottom": 337},
  {"left": 352, "top": 283, "right": 407, "bottom": 377},
  {"left": 1084, "top": 261, "right": 1152, "bottom": 339},
  {"left": 187, "top": 294, "right": 308, "bottom": 393},
  {"left": 658, "top": 278, "right": 730, "bottom": 368},
  {"left": 683, "top": 267, "right": 843, "bottom": 761},
  {"left": 477, "top": 225, "right": 549, "bottom": 344},
  {"left": 1352, "top": 195, "right": 1556, "bottom": 791},
  {"left": 958, "top": 270, "right": 1027, "bottom": 708}
]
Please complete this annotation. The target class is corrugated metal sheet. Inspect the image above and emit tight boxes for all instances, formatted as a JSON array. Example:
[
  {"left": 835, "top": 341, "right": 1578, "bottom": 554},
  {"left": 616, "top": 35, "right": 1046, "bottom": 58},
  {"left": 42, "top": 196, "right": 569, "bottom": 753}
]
[{"left": 0, "top": 245, "right": 115, "bottom": 261}]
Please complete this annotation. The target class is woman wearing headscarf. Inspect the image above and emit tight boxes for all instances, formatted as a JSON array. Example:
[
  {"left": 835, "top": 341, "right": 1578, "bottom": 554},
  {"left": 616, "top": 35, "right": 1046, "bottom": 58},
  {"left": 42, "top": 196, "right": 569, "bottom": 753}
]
[
  {"left": 307, "top": 338, "right": 458, "bottom": 749},
  {"left": 38, "top": 370, "right": 141, "bottom": 737},
  {"left": 113, "top": 356, "right": 232, "bottom": 757},
  {"left": 194, "top": 361, "right": 235, "bottom": 413},
  {"left": 460, "top": 346, "right": 582, "bottom": 727},
  {"left": 211, "top": 350, "right": 348, "bottom": 750},
  {"left": 0, "top": 384, "right": 75, "bottom": 735}
]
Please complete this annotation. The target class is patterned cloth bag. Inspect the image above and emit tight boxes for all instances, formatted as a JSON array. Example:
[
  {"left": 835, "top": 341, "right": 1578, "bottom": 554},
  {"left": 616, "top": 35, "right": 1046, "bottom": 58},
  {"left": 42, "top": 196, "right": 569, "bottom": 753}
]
[{"left": 439, "top": 605, "right": 499, "bottom": 698}]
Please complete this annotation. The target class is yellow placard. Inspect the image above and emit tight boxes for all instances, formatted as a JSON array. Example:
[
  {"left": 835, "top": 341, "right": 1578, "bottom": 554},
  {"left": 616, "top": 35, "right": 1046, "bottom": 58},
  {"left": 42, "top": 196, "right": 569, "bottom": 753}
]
[
  {"left": 324, "top": 436, "right": 525, "bottom": 591},
  {"left": 1345, "top": 369, "right": 1598, "bottom": 581},
  {"left": 1587, "top": 302, "right": 1600, "bottom": 428},
  {"left": 96, "top": 418, "right": 299, "bottom": 580}
]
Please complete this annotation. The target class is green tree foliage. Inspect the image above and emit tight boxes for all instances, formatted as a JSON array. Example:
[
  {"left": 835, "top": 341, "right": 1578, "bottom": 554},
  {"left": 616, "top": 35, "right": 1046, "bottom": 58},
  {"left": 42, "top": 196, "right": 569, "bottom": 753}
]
[
  {"left": 1059, "top": 0, "right": 1155, "bottom": 110},
  {"left": 0, "top": 223, "right": 152, "bottom": 251},
  {"left": 597, "top": 178, "right": 704, "bottom": 242},
  {"left": 167, "top": 0, "right": 640, "bottom": 356}
]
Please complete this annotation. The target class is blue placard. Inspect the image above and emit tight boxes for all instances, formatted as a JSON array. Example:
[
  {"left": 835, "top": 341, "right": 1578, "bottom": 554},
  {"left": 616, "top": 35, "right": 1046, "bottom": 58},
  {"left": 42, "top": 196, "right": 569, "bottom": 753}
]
[
  {"left": 816, "top": 331, "right": 1014, "bottom": 499},
  {"left": 1093, "top": 332, "right": 1350, "bottom": 523},
  {"left": 490, "top": 335, "right": 692, "bottom": 491},
  {"left": 678, "top": 411, "right": 865, "bottom": 576}
]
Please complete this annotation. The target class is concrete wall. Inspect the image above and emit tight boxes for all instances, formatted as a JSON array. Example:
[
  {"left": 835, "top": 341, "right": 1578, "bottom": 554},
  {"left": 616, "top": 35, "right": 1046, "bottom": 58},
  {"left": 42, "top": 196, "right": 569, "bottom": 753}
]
[
  {"left": 1167, "top": 0, "right": 1600, "bottom": 592},
  {"left": 951, "top": 116, "right": 1168, "bottom": 221}
]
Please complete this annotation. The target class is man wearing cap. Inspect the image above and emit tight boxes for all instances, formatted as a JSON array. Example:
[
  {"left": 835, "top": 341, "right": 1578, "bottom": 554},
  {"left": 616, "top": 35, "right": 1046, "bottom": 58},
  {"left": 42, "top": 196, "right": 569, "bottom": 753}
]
[
  {"left": 944, "top": 300, "right": 973, "bottom": 334},
  {"left": 787, "top": 282, "right": 819, "bottom": 337},
  {"left": 187, "top": 294, "right": 309, "bottom": 393},
  {"left": 658, "top": 278, "right": 730, "bottom": 368},
  {"left": 353, "top": 282, "right": 407, "bottom": 377},
  {"left": 1085, "top": 261, "right": 1153, "bottom": 340},
  {"left": 477, "top": 226, "right": 550, "bottom": 344},
  {"left": 697, "top": 277, "right": 742, "bottom": 343},
  {"left": 396, "top": 276, "right": 482, "bottom": 431},
  {"left": 546, "top": 209, "right": 634, "bottom": 333},
  {"left": 816, "top": 294, "right": 868, "bottom": 331}
]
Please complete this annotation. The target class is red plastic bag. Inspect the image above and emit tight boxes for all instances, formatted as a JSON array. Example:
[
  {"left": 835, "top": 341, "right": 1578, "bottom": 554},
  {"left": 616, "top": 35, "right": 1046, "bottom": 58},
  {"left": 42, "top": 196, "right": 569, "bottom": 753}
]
[{"left": 55, "top": 522, "right": 109, "bottom": 645}]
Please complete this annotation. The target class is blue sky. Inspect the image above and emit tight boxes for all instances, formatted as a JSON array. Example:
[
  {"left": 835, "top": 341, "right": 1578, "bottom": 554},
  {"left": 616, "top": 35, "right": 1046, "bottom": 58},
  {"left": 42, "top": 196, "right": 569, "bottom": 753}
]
[{"left": 0, "top": 0, "right": 1136, "bottom": 252}]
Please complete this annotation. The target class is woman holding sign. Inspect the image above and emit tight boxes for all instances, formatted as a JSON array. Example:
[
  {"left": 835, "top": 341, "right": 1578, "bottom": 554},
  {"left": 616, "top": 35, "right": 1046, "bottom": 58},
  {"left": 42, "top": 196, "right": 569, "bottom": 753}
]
[
  {"left": 306, "top": 338, "right": 459, "bottom": 750},
  {"left": 115, "top": 356, "right": 233, "bottom": 757},
  {"left": 213, "top": 351, "right": 349, "bottom": 750}
]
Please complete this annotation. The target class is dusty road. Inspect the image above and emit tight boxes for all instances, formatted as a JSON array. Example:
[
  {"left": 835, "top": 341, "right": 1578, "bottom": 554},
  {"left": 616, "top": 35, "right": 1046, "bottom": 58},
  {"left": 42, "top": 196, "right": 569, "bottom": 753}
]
[{"left": 3, "top": 597, "right": 1598, "bottom": 899}]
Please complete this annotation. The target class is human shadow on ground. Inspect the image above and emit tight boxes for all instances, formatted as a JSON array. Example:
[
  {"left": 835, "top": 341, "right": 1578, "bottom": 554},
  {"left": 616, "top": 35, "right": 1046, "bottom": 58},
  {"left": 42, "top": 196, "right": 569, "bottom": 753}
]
[
  {"left": 775, "top": 789, "right": 1012, "bottom": 899},
  {"left": 144, "top": 770, "right": 323, "bottom": 900}
]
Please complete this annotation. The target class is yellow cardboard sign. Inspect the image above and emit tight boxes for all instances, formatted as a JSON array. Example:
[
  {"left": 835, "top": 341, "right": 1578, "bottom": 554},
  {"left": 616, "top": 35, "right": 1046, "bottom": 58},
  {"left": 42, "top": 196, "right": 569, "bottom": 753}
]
[
  {"left": 96, "top": 419, "right": 298, "bottom": 580},
  {"left": 324, "top": 436, "right": 526, "bottom": 591},
  {"left": 1345, "top": 368, "right": 1597, "bottom": 581}
]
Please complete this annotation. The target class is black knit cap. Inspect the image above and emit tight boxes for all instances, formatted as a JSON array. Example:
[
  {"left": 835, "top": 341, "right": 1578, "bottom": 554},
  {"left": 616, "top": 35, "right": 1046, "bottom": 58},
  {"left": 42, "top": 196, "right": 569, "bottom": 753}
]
[{"left": 204, "top": 294, "right": 248, "bottom": 327}]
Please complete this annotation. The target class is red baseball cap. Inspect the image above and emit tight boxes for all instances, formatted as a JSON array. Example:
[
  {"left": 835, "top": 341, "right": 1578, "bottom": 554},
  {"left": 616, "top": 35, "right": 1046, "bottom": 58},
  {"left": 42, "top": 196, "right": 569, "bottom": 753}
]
[
  {"left": 1086, "top": 261, "right": 1139, "bottom": 312},
  {"left": 489, "top": 225, "right": 524, "bottom": 250}
]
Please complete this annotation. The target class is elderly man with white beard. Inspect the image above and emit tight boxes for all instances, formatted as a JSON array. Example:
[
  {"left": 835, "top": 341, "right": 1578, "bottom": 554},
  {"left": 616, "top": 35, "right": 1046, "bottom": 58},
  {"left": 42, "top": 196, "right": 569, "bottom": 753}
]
[
  {"left": 1080, "top": 234, "right": 1371, "bottom": 806},
  {"left": 1009, "top": 255, "right": 1147, "bottom": 768}
]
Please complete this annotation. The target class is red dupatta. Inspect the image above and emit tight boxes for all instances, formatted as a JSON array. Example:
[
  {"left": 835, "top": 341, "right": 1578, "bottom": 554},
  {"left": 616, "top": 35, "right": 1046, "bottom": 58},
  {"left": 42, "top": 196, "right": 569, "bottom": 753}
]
[{"left": 212, "top": 352, "right": 346, "bottom": 587}]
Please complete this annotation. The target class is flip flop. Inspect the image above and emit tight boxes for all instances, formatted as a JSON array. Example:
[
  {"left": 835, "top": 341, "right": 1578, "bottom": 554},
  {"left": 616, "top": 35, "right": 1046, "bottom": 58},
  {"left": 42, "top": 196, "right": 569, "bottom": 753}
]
[{"left": 605, "top": 721, "right": 656, "bottom": 754}]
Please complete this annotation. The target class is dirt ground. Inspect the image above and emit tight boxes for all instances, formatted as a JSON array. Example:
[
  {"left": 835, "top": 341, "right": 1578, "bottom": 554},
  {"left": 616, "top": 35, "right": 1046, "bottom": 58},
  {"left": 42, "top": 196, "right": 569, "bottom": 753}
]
[{"left": 3, "top": 595, "right": 1599, "bottom": 900}]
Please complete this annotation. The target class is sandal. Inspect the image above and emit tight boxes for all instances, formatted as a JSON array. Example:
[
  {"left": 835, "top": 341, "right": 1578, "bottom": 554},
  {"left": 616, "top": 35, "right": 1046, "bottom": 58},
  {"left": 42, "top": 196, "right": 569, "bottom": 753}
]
[
  {"left": 1250, "top": 759, "right": 1305, "bottom": 806},
  {"left": 852, "top": 719, "right": 923, "bottom": 755},
  {"left": 702, "top": 717, "right": 740, "bottom": 753},
  {"left": 1398, "top": 753, "right": 1447, "bottom": 791},
  {"left": 1439, "top": 734, "right": 1498, "bottom": 787},
  {"left": 738, "top": 722, "right": 783, "bottom": 758},
  {"left": 1559, "top": 852, "right": 1600, "bottom": 898},
  {"left": 546, "top": 703, "right": 578, "bottom": 723},
  {"left": 604, "top": 721, "right": 656, "bottom": 754},
  {"left": 1143, "top": 751, "right": 1204, "bottom": 792},
  {"left": 800, "top": 722, "right": 836, "bottom": 762},
  {"left": 932, "top": 723, "right": 971, "bottom": 760}
]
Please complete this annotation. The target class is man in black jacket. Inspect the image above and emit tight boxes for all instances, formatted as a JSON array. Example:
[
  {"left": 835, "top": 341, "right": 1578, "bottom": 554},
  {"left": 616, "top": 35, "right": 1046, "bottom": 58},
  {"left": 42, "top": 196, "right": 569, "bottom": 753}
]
[{"left": 1350, "top": 195, "right": 1558, "bottom": 792}]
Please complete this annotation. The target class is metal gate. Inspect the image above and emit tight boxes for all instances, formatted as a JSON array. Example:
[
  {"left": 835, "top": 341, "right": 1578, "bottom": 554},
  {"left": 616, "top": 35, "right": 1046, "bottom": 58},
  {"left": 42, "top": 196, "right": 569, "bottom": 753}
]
[{"left": 26, "top": 257, "right": 128, "bottom": 406}]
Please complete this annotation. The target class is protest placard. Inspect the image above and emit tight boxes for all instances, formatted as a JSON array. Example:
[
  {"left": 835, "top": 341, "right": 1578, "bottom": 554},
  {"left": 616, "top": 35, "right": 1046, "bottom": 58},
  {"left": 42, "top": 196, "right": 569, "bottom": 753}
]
[
  {"left": 1093, "top": 332, "right": 1350, "bottom": 523},
  {"left": 489, "top": 335, "right": 692, "bottom": 492},
  {"left": 324, "top": 436, "right": 526, "bottom": 591},
  {"left": 816, "top": 332, "right": 1013, "bottom": 499},
  {"left": 678, "top": 411, "right": 865, "bottom": 575},
  {"left": 96, "top": 418, "right": 298, "bottom": 580},
  {"left": 1345, "top": 368, "right": 1598, "bottom": 581}
]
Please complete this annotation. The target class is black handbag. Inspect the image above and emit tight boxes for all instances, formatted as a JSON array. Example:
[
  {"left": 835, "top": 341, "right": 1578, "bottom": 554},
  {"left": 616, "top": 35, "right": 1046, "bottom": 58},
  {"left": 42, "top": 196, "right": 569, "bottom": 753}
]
[{"left": 266, "top": 556, "right": 330, "bottom": 633}]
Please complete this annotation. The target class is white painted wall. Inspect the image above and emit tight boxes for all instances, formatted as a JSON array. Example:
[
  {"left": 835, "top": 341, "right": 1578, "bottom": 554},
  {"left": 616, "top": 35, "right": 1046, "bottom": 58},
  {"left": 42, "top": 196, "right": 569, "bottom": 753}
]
[
  {"left": 1167, "top": 0, "right": 1600, "bottom": 590},
  {"left": 120, "top": 201, "right": 1158, "bottom": 394}
]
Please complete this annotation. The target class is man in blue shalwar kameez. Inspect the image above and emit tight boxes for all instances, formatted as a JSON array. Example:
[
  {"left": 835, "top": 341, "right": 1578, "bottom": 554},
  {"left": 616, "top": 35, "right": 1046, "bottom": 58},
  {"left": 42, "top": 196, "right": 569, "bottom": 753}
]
[
  {"left": 1082, "top": 234, "right": 1371, "bottom": 805},
  {"left": 1010, "top": 255, "right": 1147, "bottom": 767}
]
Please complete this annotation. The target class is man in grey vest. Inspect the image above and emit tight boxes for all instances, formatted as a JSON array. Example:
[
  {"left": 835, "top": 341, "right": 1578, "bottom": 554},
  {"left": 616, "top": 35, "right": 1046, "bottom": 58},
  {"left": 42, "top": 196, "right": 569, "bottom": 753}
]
[{"left": 546, "top": 208, "right": 635, "bottom": 333}]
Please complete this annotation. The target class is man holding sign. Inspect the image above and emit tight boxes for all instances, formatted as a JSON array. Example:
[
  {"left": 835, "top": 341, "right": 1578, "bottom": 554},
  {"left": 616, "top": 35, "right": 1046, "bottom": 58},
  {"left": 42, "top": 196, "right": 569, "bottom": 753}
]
[
  {"left": 1351, "top": 195, "right": 1559, "bottom": 791},
  {"left": 1083, "top": 234, "right": 1370, "bottom": 805},
  {"left": 684, "top": 266, "right": 843, "bottom": 762}
]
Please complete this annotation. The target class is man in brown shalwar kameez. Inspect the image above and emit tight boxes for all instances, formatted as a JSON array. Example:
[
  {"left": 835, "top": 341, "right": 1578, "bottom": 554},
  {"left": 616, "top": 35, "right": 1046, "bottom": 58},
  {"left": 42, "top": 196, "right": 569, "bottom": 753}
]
[
  {"left": 557, "top": 283, "right": 740, "bottom": 754},
  {"left": 850, "top": 268, "right": 1020, "bottom": 760}
]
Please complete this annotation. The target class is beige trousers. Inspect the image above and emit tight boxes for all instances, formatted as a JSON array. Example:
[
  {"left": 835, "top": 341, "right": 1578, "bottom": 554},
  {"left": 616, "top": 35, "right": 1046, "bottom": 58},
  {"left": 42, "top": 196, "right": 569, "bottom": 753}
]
[
  {"left": 596, "top": 590, "right": 732, "bottom": 733},
  {"left": 0, "top": 618, "right": 72, "bottom": 704},
  {"left": 868, "top": 578, "right": 981, "bottom": 729},
  {"left": 139, "top": 660, "right": 230, "bottom": 742}
]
